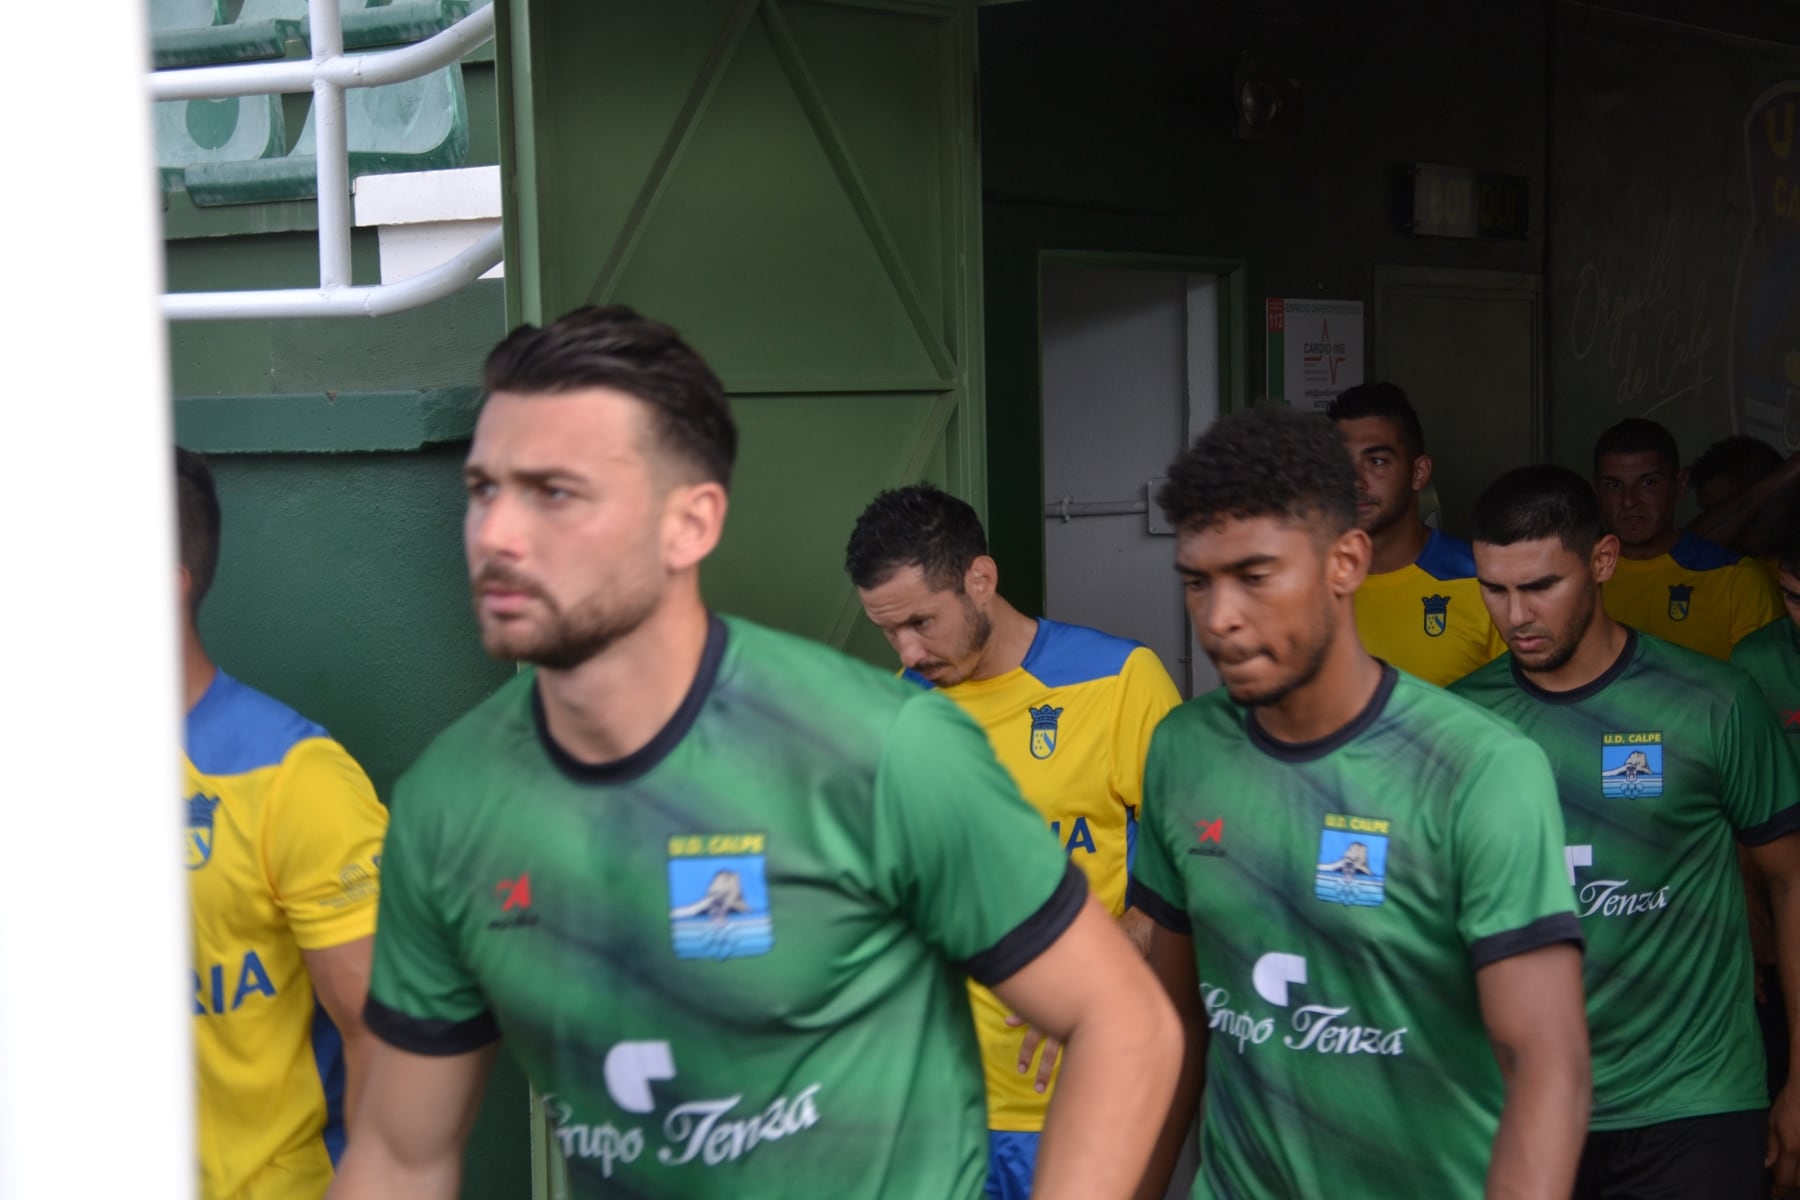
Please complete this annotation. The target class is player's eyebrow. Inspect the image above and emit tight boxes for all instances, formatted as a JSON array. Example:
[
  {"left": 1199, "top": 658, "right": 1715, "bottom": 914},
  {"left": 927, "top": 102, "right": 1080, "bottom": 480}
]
[
  {"left": 1357, "top": 444, "right": 1399, "bottom": 459},
  {"left": 1178, "top": 553, "right": 1278, "bottom": 578},
  {"left": 1478, "top": 572, "right": 1561, "bottom": 591}
]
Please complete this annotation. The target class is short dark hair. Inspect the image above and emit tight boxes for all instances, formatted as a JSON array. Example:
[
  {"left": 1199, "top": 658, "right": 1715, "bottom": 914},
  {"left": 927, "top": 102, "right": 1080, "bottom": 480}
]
[
  {"left": 1469, "top": 464, "right": 1604, "bottom": 556},
  {"left": 845, "top": 484, "right": 988, "bottom": 592},
  {"left": 1326, "top": 382, "right": 1426, "bottom": 459},
  {"left": 176, "top": 446, "right": 222, "bottom": 617},
  {"left": 483, "top": 305, "right": 738, "bottom": 489},
  {"left": 1157, "top": 405, "right": 1358, "bottom": 535},
  {"left": 1593, "top": 417, "right": 1680, "bottom": 476},
  {"left": 1688, "top": 435, "right": 1782, "bottom": 491}
]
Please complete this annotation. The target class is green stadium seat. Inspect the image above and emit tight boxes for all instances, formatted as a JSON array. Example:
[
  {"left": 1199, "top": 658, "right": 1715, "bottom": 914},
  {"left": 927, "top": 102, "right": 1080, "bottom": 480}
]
[
  {"left": 154, "top": 95, "right": 287, "bottom": 189},
  {"left": 182, "top": 63, "right": 468, "bottom": 206}
]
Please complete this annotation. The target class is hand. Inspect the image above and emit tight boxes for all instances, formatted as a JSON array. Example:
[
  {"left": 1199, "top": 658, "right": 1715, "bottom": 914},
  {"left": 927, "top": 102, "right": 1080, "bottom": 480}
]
[
  {"left": 1004, "top": 1014, "right": 1063, "bottom": 1094},
  {"left": 1766, "top": 1082, "right": 1800, "bottom": 1193}
]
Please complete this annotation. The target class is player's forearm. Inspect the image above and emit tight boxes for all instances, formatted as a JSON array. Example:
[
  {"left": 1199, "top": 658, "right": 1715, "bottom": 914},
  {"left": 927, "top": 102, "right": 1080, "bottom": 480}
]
[
  {"left": 1484, "top": 1044, "right": 1589, "bottom": 1200},
  {"left": 328, "top": 1142, "right": 463, "bottom": 1200},
  {"left": 1034, "top": 997, "right": 1183, "bottom": 1200},
  {"left": 1765, "top": 868, "right": 1800, "bottom": 1081},
  {"left": 1129, "top": 1014, "right": 1207, "bottom": 1200}
]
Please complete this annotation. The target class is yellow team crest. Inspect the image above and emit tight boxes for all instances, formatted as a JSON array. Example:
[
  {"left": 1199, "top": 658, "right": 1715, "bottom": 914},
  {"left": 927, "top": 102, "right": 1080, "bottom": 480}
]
[
  {"left": 1667, "top": 584, "right": 1693, "bottom": 622},
  {"left": 186, "top": 792, "right": 220, "bottom": 870},
  {"left": 1029, "top": 704, "right": 1063, "bottom": 760},
  {"left": 1421, "top": 594, "right": 1450, "bottom": 638}
]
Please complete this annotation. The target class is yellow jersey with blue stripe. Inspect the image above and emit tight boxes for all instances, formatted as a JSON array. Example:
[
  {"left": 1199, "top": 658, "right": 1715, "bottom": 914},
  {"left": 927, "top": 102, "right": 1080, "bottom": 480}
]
[
  {"left": 911, "top": 621, "right": 1181, "bottom": 1131},
  {"left": 185, "top": 671, "right": 387, "bottom": 1200},
  {"left": 1602, "top": 532, "right": 1783, "bottom": 662},
  {"left": 1354, "top": 529, "right": 1505, "bottom": 686}
]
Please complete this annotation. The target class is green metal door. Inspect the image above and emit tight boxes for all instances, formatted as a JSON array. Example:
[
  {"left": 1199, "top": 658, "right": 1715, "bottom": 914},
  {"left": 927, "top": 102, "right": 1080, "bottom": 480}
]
[{"left": 496, "top": 0, "right": 985, "bottom": 667}]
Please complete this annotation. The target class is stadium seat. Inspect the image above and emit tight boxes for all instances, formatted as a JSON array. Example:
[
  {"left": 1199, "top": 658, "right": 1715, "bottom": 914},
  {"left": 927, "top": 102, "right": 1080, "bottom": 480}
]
[
  {"left": 154, "top": 95, "right": 287, "bottom": 188},
  {"left": 151, "top": 0, "right": 293, "bottom": 68}
]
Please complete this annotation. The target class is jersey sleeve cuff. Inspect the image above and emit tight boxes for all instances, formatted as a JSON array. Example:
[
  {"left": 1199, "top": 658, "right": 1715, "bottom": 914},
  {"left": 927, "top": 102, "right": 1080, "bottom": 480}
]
[
  {"left": 364, "top": 995, "right": 501, "bottom": 1056},
  {"left": 1126, "top": 878, "right": 1191, "bottom": 935},
  {"left": 1736, "top": 803, "right": 1800, "bottom": 847},
  {"left": 1469, "top": 912, "right": 1583, "bottom": 970},
  {"left": 962, "top": 862, "right": 1088, "bottom": 987}
]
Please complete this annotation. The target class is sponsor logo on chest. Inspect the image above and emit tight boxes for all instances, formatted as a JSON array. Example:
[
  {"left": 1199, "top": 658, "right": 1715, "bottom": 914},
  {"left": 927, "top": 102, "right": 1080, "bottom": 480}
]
[
  {"left": 544, "top": 1040, "right": 823, "bottom": 1179},
  {"left": 1201, "top": 950, "right": 1408, "bottom": 1059}
]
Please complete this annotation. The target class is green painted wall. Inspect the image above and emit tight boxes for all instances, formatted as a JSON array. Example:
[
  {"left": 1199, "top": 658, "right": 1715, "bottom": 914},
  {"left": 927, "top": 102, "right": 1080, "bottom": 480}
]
[{"left": 498, "top": 0, "right": 985, "bottom": 667}]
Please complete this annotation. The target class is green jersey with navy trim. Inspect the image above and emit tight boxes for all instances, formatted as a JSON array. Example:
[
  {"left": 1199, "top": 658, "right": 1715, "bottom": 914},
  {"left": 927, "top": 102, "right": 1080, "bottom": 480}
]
[
  {"left": 365, "top": 615, "right": 1085, "bottom": 1198},
  {"left": 1732, "top": 616, "right": 1800, "bottom": 746},
  {"left": 1129, "top": 666, "right": 1579, "bottom": 1200},
  {"left": 1454, "top": 630, "right": 1800, "bottom": 1128}
]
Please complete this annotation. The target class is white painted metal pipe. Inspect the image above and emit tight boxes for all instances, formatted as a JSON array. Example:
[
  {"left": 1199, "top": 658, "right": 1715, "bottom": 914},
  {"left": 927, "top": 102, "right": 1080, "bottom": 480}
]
[
  {"left": 163, "top": 226, "right": 505, "bottom": 320},
  {"left": 0, "top": 2, "right": 190, "bottom": 1197},
  {"left": 148, "top": 5, "right": 496, "bottom": 101},
  {"left": 309, "top": 0, "right": 352, "bottom": 290}
]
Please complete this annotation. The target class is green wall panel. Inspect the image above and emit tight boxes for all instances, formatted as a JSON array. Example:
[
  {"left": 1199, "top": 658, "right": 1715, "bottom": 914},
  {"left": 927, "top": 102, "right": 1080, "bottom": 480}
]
[{"left": 502, "top": 0, "right": 985, "bottom": 660}]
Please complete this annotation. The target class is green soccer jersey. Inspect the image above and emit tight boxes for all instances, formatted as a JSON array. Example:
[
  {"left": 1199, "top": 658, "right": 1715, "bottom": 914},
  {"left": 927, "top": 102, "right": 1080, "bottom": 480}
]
[
  {"left": 365, "top": 615, "right": 1085, "bottom": 1198},
  {"left": 1454, "top": 630, "right": 1800, "bottom": 1130},
  {"left": 1129, "top": 667, "right": 1579, "bottom": 1200},
  {"left": 1732, "top": 617, "right": 1800, "bottom": 746}
]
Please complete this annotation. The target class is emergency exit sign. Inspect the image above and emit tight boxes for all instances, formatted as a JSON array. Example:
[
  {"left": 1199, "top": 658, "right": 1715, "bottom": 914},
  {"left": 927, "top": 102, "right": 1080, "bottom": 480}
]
[{"left": 1409, "top": 164, "right": 1529, "bottom": 239}]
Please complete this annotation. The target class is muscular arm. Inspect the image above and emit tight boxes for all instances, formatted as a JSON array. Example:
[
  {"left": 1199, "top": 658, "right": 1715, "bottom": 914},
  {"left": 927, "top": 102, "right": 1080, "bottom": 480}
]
[
  {"left": 326, "top": 1040, "right": 496, "bottom": 1200},
  {"left": 302, "top": 937, "right": 374, "bottom": 1130},
  {"left": 1748, "top": 831, "right": 1800, "bottom": 1190},
  {"left": 1476, "top": 943, "right": 1589, "bottom": 1200},
  {"left": 989, "top": 898, "right": 1182, "bottom": 1200},
  {"left": 1128, "top": 924, "right": 1206, "bottom": 1200}
]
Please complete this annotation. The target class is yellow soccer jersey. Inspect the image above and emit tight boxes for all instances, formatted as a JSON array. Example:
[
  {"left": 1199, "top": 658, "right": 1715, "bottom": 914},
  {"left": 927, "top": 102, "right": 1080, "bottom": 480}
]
[
  {"left": 1354, "top": 530, "right": 1505, "bottom": 687},
  {"left": 911, "top": 622, "right": 1180, "bottom": 1132},
  {"left": 1602, "top": 532, "right": 1782, "bottom": 661},
  {"left": 185, "top": 671, "right": 387, "bottom": 1200}
]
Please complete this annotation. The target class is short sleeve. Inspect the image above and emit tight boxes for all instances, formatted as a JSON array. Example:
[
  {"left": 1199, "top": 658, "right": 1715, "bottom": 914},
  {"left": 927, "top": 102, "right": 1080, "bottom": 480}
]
[
  {"left": 1108, "top": 648, "right": 1183, "bottom": 820},
  {"left": 363, "top": 766, "right": 499, "bottom": 1056},
  {"left": 1718, "top": 676, "right": 1800, "bottom": 845},
  {"left": 871, "top": 692, "right": 1086, "bottom": 988},
  {"left": 264, "top": 738, "right": 388, "bottom": 951},
  {"left": 1125, "top": 721, "right": 1192, "bottom": 935},
  {"left": 1451, "top": 737, "right": 1582, "bottom": 968},
  {"left": 1728, "top": 561, "right": 1783, "bottom": 649}
]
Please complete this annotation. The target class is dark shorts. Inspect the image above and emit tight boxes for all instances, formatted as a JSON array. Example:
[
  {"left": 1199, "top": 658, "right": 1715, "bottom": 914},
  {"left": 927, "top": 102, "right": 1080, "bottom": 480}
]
[
  {"left": 1573, "top": 1109, "right": 1767, "bottom": 1200},
  {"left": 983, "top": 1130, "right": 1039, "bottom": 1200}
]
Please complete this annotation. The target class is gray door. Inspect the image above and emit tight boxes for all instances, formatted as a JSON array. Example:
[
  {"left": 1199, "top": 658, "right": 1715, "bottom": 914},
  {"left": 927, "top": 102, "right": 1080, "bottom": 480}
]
[
  {"left": 1040, "top": 260, "right": 1225, "bottom": 698},
  {"left": 1373, "top": 267, "right": 1545, "bottom": 536}
]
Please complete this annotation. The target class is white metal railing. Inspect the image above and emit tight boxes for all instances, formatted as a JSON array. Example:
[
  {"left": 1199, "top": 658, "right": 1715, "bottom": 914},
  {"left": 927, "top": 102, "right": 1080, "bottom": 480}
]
[{"left": 151, "top": 0, "right": 501, "bottom": 320}]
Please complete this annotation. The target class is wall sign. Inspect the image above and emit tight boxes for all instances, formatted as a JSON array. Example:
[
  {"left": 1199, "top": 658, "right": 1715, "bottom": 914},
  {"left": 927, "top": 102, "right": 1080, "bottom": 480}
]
[
  {"left": 1410, "top": 163, "right": 1530, "bottom": 240},
  {"left": 1266, "top": 298, "right": 1363, "bottom": 411}
]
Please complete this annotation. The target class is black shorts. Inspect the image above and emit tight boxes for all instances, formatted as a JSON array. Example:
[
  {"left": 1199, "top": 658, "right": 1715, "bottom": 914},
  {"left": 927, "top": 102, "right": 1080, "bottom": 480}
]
[{"left": 1573, "top": 1109, "right": 1767, "bottom": 1200}]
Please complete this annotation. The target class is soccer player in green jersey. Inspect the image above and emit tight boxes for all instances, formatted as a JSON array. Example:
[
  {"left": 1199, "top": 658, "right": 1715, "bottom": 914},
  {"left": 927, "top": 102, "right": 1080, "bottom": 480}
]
[
  {"left": 327, "top": 306, "right": 1180, "bottom": 1200},
  {"left": 1128, "top": 406, "right": 1590, "bottom": 1200},
  {"left": 1733, "top": 523, "right": 1800, "bottom": 746},
  {"left": 1451, "top": 464, "right": 1800, "bottom": 1198}
]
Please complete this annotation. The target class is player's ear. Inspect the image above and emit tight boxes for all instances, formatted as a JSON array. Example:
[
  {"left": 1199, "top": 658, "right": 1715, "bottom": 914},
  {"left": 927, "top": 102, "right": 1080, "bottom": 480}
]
[
  {"left": 1673, "top": 467, "right": 1689, "bottom": 501},
  {"left": 1410, "top": 452, "right": 1433, "bottom": 494},
  {"left": 664, "top": 480, "right": 728, "bottom": 572},
  {"left": 1327, "top": 526, "right": 1372, "bottom": 598},
  {"left": 964, "top": 555, "right": 998, "bottom": 602},
  {"left": 1591, "top": 533, "right": 1621, "bottom": 585}
]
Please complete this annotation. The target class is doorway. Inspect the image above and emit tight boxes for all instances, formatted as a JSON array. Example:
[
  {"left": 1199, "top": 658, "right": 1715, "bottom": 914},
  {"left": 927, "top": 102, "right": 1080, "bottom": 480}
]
[{"left": 1038, "top": 256, "right": 1245, "bottom": 698}]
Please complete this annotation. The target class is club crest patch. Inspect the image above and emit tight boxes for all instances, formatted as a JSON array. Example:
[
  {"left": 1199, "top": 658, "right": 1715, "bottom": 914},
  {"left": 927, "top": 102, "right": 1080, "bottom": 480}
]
[
  {"left": 186, "top": 793, "right": 220, "bottom": 870},
  {"left": 1314, "top": 813, "right": 1389, "bottom": 907},
  {"left": 1602, "top": 732, "right": 1664, "bottom": 798},
  {"left": 1029, "top": 704, "right": 1063, "bottom": 760},
  {"left": 1422, "top": 594, "right": 1450, "bottom": 638},
  {"left": 667, "top": 833, "right": 773, "bottom": 961},
  {"left": 1667, "top": 584, "right": 1693, "bottom": 622}
]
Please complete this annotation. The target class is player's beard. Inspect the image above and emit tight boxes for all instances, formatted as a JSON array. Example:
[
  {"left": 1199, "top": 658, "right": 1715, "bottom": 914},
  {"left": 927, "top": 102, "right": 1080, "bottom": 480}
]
[
  {"left": 1223, "top": 601, "right": 1336, "bottom": 709},
  {"left": 472, "top": 562, "right": 662, "bottom": 670},
  {"left": 1510, "top": 586, "right": 1598, "bottom": 675},
  {"left": 1357, "top": 487, "right": 1412, "bottom": 539},
  {"left": 915, "top": 594, "right": 993, "bottom": 687}
]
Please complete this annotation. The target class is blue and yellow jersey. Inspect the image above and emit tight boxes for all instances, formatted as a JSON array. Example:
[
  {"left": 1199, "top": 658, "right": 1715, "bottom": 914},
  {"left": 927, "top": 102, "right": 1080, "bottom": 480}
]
[
  {"left": 185, "top": 671, "right": 387, "bottom": 1200},
  {"left": 1354, "top": 529, "right": 1505, "bottom": 687},
  {"left": 911, "top": 620, "right": 1181, "bottom": 1131},
  {"left": 1602, "top": 531, "right": 1782, "bottom": 662}
]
